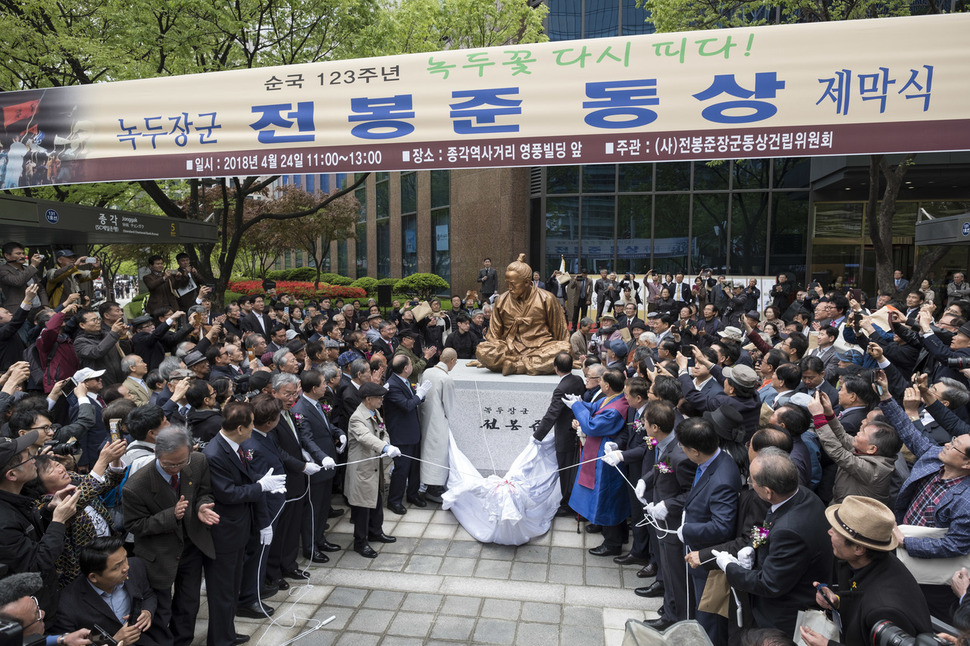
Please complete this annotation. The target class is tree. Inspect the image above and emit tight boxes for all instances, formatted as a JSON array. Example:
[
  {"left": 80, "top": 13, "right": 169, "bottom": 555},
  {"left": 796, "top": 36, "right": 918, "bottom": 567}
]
[
  {"left": 640, "top": 0, "right": 948, "bottom": 294},
  {"left": 0, "top": 0, "right": 548, "bottom": 303},
  {"left": 396, "top": 272, "right": 450, "bottom": 300},
  {"left": 269, "top": 185, "right": 360, "bottom": 289}
]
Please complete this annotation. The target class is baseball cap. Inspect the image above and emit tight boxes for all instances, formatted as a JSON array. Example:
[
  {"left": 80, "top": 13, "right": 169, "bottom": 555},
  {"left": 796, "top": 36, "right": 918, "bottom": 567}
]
[
  {"left": 73, "top": 367, "right": 105, "bottom": 383},
  {"left": 55, "top": 249, "right": 76, "bottom": 259},
  {"left": 609, "top": 339, "right": 629, "bottom": 357},
  {"left": 0, "top": 432, "right": 38, "bottom": 477}
]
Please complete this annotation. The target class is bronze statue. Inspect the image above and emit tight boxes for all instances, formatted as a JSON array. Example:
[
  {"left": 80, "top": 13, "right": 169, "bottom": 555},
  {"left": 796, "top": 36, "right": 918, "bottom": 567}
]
[{"left": 472, "top": 254, "right": 571, "bottom": 375}]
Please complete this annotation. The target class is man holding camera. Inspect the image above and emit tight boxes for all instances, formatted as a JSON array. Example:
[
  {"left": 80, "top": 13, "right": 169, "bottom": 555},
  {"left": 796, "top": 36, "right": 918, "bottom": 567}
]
[
  {"left": 45, "top": 250, "right": 101, "bottom": 309},
  {"left": 0, "top": 241, "right": 48, "bottom": 313}
]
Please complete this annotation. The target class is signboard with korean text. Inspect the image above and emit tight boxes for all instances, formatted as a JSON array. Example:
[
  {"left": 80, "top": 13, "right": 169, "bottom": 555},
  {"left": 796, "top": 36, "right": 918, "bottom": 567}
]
[{"left": 0, "top": 13, "right": 967, "bottom": 188}]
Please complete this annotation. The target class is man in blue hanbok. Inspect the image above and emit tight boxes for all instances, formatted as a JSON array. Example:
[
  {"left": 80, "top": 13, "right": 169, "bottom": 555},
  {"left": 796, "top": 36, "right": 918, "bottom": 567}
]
[{"left": 566, "top": 368, "right": 631, "bottom": 556}]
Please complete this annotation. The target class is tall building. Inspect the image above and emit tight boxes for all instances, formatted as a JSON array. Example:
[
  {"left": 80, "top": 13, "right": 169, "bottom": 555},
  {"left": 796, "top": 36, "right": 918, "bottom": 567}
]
[{"left": 276, "top": 0, "right": 969, "bottom": 296}]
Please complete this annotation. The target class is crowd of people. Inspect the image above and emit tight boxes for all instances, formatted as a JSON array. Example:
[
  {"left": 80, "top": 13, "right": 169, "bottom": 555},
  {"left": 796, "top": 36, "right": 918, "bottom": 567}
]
[
  {"left": 1, "top": 237, "right": 969, "bottom": 646},
  {"left": 532, "top": 264, "right": 970, "bottom": 645}
]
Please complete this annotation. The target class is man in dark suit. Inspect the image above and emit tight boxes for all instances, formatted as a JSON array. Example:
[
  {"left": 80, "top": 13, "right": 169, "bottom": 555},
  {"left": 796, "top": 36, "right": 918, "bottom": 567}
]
[
  {"left": 477, "top": 258, "right": 497, "bottom": 303},
  {"left": 893, "top": 269, "right": 910, "bottom": 293},
  {"left": 835, "top": 375, "right": 875, "bottom": 436},
  {"left": 241, "top": 295, "right": 273, "bottom": 341},
  {"left": 337, "top": 359, "right": 370, "bottom": 431},
  {"left": 635, "top": 402, "right": 696, "bottom": 628},
  {"left": 371, "top": 320, "right": 397, "bottom": 362},
  {"left": 616, "top": 302, "right": 645, "bottom": 333},
  {"left": 718, "top": 448, "right": 832, "bottom": 638},
  {"left": 202, "top": 401, "right": 283, "bottom": 646},
  {"left": 51, "top": 536, "right": 170, "bottom": 646},
  {"left": 293, "top": 371, "right": 343, "bottom": 560},
  {"left": 677, "top": 417, "right": 741, "bottom": 645},
  {"left": 384, "top": 354, "right": 431, "bottom": 514},
  {"left": 123, "top": 426, "right": 218, "bottom": 646},
  {"left": 266, "top": 373, "right": 328, "bottom": 585},
  {"left": 532, "top": 352, "right": 585, "bottom": 515},
  {"left": 797, "top": 356, "right": 840, "bottom": 403}
]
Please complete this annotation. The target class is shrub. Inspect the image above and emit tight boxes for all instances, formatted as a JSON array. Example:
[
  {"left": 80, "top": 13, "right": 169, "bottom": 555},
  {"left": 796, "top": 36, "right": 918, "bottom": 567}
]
[
  {"left": 351, "top": 277, "right": 378, "bottom": 294},
  {"left": 377, "top": 277, "right": 399, "bottom": 288},
  {"left": 288, "top": 267, "right": 318, "bottom": 282},
  {"left": 395, "top": 273, "right": 450, "bottom": 301},
  {"left": 319, "top": 272, "right": 353, "bottom": 286},
  {"left": 228, "top": 280, "right": 366, "bottom": 301}
]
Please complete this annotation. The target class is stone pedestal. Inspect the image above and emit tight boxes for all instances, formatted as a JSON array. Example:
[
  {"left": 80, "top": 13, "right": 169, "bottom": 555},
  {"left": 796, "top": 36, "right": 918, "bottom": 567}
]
[{"left": 449, "top": 360, "right": 570, "bottom": 476}]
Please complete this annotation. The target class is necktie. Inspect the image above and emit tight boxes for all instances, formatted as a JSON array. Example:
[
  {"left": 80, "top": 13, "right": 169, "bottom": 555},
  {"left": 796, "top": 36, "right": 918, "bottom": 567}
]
[
  {"left": 692, "top": 467, "right": 703, "bottom": 488},
  {"left": 170, "top": 474, "right": 179, "bottom": 491},
  {"left": 237, "top": 447, "right": 248, "bottom": 470}
]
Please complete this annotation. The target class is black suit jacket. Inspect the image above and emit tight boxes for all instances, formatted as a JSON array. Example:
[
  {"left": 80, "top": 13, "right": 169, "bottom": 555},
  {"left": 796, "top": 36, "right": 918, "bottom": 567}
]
[
  {"left": 273, "top": 410, "right": 326, "bottom": 498},
  {"left": 51, "top": 558, "right": 168, "bottom": 646},
  {"left": 372, "top": 337, "right": 395, "bottom": 361},
  {"left": 532, "top": 373, "right": 585, "bottom": 448},
  {"left": 725, "top": 486, "right": 832, "bottom": 637},
  {"left": 292, "top": 396, "right": 340, "bottom": 481},
  {"left": 202, "top": 433, "right": 270, "bottom": 552},
  {"left": 644, "top": 438, "right": 696, "bottom": 544},
  {"left": 122, "top": 451, "right": 217, "bottom": 589},
  {"left": 384, "top": 373, "right": 422, "bottom": 445},
  {"left": 241, "top": 311, "right": 273, "bottom": 340}
]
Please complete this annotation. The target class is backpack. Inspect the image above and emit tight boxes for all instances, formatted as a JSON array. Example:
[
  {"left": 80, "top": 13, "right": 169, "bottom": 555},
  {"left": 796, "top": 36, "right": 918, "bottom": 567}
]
[
  {"left": 101, "top": 443, "right": 153, "bottom": 533},
  {"left": 24, "top": 338, "right": 60, "bottom": 392}
]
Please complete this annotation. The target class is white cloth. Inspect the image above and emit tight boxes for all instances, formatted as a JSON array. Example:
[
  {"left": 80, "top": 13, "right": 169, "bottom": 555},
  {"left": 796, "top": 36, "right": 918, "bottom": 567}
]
[
  {"left": 418, "top": 364, "right": 455, "bottom": 487},
  {"left": 441, "top": 430, "right": 561, "bottom": 546}
]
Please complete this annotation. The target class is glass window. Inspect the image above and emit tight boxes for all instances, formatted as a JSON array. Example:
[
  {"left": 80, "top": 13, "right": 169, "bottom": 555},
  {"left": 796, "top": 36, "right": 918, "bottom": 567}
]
[
  {"left": 431, "top": 170, "right": 449, "bottom": 208},
  {"left": 582, "top": 165, "right": 616, "bottom": 193},
  {"left": 546, "top": 197, "right": 580, "bottom": 274},
  {"left": 733, "top": 159, "right": 771, "bottom": 191},
  {"left": 769, "top": 192, "right": 810, "bottom": 285},
  {"left": 693, "top": 161, "right": 730, "bottom": 191},
  {"left": 432, "top": 208, "right": 450, "bottom": 284},
  {"left": 295, "top": 250, "right": 303, "bottom": 267},
  {"left": 355, "top": 222, "right": 367, "bottom": 276},
  {"left": 692, "top": 194, "right": 729, "bottom": 273},
  {"left": 284, "top": 254, "right": 292, "bottom": 270},
  {"left": 375, "top": 176, "right": 389, "bottom": 220},
  {"left": 774, "top": 158, "right": 810, "bottom": 189},
  {"left": 814, "top": 203, "right": 864, "bottom": 238},
  {"left": 376, "top": 220, "right": 390, "bottom": 277},
  {"left": 547, "top": 166, "right": 580, "bottom": 194},
  {"left": 730, "top": 193, "right": 768, "bottom": 275},
  {"left": 812, "top": 243, "right": 862, "bottom": 288},
  {"left": 336, "top": 173, "right": 347, "bottom": 189},
  {"left": 585, "top": 0, "right": 620, "bottom": 38},
  {"left": 616, "top": 194, "right": 651, "bottom": 274},
  {"left": 655, "top": 162, "right": 691, "bottom": 192},
  {"left": 653, "top": 194, "right": 690, "bottom": 273},
  {"left": 582, "top": 196, "right": 617, "bottom": 270},
  {"left": 401, "top": 213, "right": 417, "bottom": 276},
  {"left": 337, "top": 240, "right": 348, "bottom": 276},
  {"left": 320, "top": 174, "right": 330, "bottom": 193},
  {"left": 618, "top": 163, "right": 652, "bottom": 193},
  {"left": 305, "top": 175, "right": 314, "bottom": 193},
  {"left": 889, "top": 201, "right": 918, "bottom": 238},
  {"left": 621, "top": 0, "right": 655, "bottom": 35},
  {"left": 401, "top": 172, "right": 417, "bottom": 215}
]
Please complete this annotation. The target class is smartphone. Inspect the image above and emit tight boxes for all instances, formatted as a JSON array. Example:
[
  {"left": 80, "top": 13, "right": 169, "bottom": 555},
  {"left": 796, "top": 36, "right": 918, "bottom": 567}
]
[
  {"left": 108, "top": 419, "right": 121, "bottom": 443},
  {"left": 205, "top": 284, "right": 214, "bottom": 290},
  {"left": 128, "top": 599, "right": 142, "bottom": 626}
]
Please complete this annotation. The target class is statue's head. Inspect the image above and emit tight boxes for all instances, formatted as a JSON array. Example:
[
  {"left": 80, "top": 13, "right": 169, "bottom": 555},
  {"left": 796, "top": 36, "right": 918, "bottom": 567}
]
[{"left": 505, "top": 254, "right": 533, "bottom": 300}]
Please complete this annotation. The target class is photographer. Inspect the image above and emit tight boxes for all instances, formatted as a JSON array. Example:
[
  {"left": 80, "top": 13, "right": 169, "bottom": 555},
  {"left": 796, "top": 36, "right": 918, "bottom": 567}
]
[{"left": 0, "top": 572, "right": 90, "bottom": 646}]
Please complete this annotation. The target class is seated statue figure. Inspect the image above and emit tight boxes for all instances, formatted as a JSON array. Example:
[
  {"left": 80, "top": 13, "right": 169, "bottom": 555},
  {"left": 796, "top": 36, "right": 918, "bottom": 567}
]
[{"left": 474, "top": 254, "right": 571, "bottom": 375}]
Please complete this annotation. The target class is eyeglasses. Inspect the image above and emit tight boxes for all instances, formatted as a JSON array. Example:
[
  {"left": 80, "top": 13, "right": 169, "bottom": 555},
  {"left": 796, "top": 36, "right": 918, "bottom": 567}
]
[
  {"left": 8, "top": 452, "right": 38, "bottom": 470},
  {"left": 29, "top": 424, "right": 59, "bottom": 434},
  {"left": 160, "top": 459, "right": 189, "bottom": 470},
  {"left": 22, "top": 596, "right": 43, "bottom": 631},
  {"left": 945, "top": 441, "right": 970, "bottom": 459}
]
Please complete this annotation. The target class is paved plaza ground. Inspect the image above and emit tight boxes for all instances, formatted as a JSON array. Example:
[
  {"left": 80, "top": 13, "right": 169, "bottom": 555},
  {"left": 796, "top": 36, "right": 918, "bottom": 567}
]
[{"left": 191, "top": 506, "right": 663, "bottom": 646}]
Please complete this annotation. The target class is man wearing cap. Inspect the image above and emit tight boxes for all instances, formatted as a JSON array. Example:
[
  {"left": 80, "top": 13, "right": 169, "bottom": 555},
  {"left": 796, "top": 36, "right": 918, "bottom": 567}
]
[
  {"left": 716, "top": 448, "right": 832, "bottom": 638},
  {"left": 0, "top": 241, "right": 49, "bottom": 313},
  {"left": 799, "top": 496, "right": 932, "bottom": 646},
  {"left": 133, "top": 310, "right": 186, "bottom": 373},
  {"left": 346, "top": 381, "right": 399, "bottom": 558},
  {"left": 0, "top": 432, "right": 80, "bottom": 611},
  {"left": 393, "top": 332, "right": 437, "bottom": 382},
  {"left": 677, "top": 350, "right": 763, "bottom": 441},
  {"left": 46, "top": 250, "right": 100, "bottom": 308},
  {"left": 0, "top": 571, "right": 91, "bottom": 646},
  {"left": 605, "top": 339, "right": 628, "bottom": 373},
  {"left": 66, "top": 367, "right": 110, "bottom": 469}
]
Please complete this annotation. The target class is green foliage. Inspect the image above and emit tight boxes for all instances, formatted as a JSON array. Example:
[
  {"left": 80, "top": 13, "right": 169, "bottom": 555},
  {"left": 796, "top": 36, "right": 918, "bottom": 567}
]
[
  {"left": 395, "top": 273, "right": 450, "bottom": 301},
  {"left": 124, "top": 293, "right": 148, "bottom": 319},
  {"left": 351, "top": 276, "right": 378, "bottom": 294},
  {"left": 319, "top": 273, "right": 354, "bottom": 286},
  {"left": 377, "top": 277, "right": 400, "bottom": 288}
]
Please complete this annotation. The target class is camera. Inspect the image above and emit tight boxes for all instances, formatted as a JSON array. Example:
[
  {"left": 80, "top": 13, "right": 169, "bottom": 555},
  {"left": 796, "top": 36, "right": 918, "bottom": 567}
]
[
  {"left": 947, "top": 357, "right": 970, "bottom": 369},
  {"left": 43, "top": 438, "right": 80, "bottom": 456},
  {"left": 871, "top": 621, "right": 950, "bottom": 646}
]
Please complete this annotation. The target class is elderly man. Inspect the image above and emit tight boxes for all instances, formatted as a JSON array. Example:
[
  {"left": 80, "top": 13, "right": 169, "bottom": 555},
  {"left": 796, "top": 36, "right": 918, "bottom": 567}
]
[
  {"left": 346, "top": 382, "right": 400, "bottom": 558},
  {"left": 419, "top": 348, "right": 457, "bottom": 503},
  {"left": 123, "top": 426, "right": 218, "bottom": 646},
  {"left": 121, "top": 354, "right": 152, "bottom": 406},
  {"left": 475, "top": 254, "right": 572, "bottom": 375},
  {"left": 799, "top": 496, "right": 932, "bottom": 646}
]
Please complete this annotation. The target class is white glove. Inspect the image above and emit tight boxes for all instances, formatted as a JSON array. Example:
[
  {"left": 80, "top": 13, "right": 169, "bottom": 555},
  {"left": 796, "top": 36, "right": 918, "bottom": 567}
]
[
  {"left": 258, "top": 468, "right": 287, "bottom": 494},
  {"left": 561, "top": 393, "right": 580, "bottom": 407},
  {"left": 415, "top": 379, "right": 432, "bottom": 399},
  {"left": 320, "top": 456, "right": 336, "bottom": 470},
  {"left": 604, "top": 441, "right": 618, "bottom": 453},
  {"left": 652, "top": 501, "right": 668, "bottom": 521},
  {"left": 303, "top": 462, "right": 322, "bottom": 475},
  {"left": 602, "top": 450, "right": 622, "bottom": 467},
  {"left": 384, "top": 444, "right": 402, "bottom": 459},
  {"left": 737, "top": 546, "right": 755, "bottom": 570},
  {"left": 259, "top": 526, "right": 273, "bottom": 545},
  {"left": 676, "top": 525, "right": 685, "bottom": 544},
  {"left": 713, "top": 549, "right": 740, "bottom": 572},
  {"left": 337, "top": 435, "right": 347, "bottom": 453},
  {"left": 634, "top": 479, "right": 647, "bottom": 505},
  {"left": 643, "top": 502, "right": 656, "bottom": 517}
]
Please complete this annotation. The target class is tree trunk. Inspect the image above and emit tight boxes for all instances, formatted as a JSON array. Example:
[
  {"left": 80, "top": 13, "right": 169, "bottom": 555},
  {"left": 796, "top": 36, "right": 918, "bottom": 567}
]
[{"left": 866, "top": 153, "right": 916, "bottom": 296}]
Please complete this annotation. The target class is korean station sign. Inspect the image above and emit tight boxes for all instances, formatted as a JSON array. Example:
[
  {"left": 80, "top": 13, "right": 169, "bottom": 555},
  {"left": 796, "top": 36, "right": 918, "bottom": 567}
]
[{"left": 0, "top": 13, "right": 967, "bottom": 188}]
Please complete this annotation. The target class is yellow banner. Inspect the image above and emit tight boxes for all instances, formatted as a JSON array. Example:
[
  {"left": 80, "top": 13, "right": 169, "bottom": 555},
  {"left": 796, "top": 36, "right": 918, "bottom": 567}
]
[{"left": 0, "top": 13, "right": 967, "bottom": 187}]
